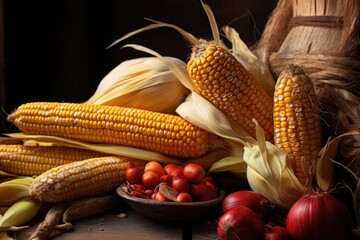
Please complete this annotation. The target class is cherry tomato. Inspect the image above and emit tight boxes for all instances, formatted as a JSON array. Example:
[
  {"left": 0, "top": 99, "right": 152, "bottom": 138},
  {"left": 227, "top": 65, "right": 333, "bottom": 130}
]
[
  {"left": 159, "top": 174, "right": 173, "bottom": 186},
  {"left": 176, "top": 192, "right": 193, "bottom": 202},
  {"left": 183, "top": 163, "right": 205, "bottom": 183},
  {"left": 197, "top": 181, "right": 217, "bottom": 201},
  {"left": 129, "top": 183, "right": 146, "bottom": 192},
  {"left": 144, "top": 161, "right": 166, "bottom": 177},
  {"left": 172, "top": 175, "right": 190, "bottom": 193},
  {"left": 164, "top": 164, "right": 183, "bottom": 177},
  {"left": 142, "top": 171, "right": 160, "bottom": 190},
  {"left": 154, "top": 190, "right": 167, "bottom": 202},
  {"left": 204, "top": 176, "right": 215, "bottom": 185},
  {"left": 143, "top": 189, "right": 154, "bottom": 197},
  {"left": 126, "top": 165, "right": 143, "bottom": 184},
  {"left": 190, "top": 179, "right": 208, "bottom": 199}
]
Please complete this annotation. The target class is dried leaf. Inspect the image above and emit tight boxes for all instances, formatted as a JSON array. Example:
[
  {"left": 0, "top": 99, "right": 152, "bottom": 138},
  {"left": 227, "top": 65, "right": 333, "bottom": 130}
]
[
  {"left": 158, "top": 183, "right": 178, "bottom": 202},
  {"left": 316, "top": 130, "right": 360, "bottom": 191}
]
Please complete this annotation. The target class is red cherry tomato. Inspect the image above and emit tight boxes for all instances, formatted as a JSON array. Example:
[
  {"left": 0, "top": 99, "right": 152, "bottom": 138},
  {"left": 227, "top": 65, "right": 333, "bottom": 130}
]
[
  {"left": 183, "top": 163, "right": 206, "bottom": 183},
  {"left": 196, "top": 181, "right": 218, "bottom": 201},
  {"left": 142, "top": 171, "right": 160, "bottom": 190},
  {"left": 144, "top": 161, "right": 166, "bottom": 177},
  {"left": 164, "top": 164, "right": 183, "bottom": 177},
  {"left": 190, "top": 179, "right": 208, "bottom": 199},
  {"left": 172, "top": 175, "right": 190, "bottom": 193},
  {"left": 176, "top": 192, "right": 193, "bottom": 202},
  {"left": 154, "top": 191, "right": 167, "bottom": 202},
  {"left": 204, "top": 176, "right": 215, "bottom": 185},
  {"left": 126, "top": 165, "right": 143, "bottom": 184},
  {"left": 159, "top": 174, "right": 173, "bottom": 186}
]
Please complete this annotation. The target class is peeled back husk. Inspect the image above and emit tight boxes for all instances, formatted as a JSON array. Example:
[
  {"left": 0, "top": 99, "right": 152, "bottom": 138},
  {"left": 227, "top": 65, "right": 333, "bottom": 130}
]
[{"left": 85, "top": 57, "right": 190, "bottom": 114}]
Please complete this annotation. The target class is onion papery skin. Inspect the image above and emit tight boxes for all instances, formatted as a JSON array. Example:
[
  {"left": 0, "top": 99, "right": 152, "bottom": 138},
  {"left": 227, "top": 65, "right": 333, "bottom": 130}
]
[
  {"left": 217, "top": 206, "right": 265, "bottom": 240},
  {"left": 286, "top": 192, "right": 352, "bottom": 240},
  {"left": 221, "top": 190, "right": 270, "bottom": 223}
]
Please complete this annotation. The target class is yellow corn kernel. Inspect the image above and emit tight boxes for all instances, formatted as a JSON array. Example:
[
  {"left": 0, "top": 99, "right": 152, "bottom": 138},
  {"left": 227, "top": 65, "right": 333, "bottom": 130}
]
[
  {"left": 7, "top": 102, "right": 220, "bottom": 158},
  {"left": 29, "top": 156, "right": 143, "bottom": 202},
  {"left": 187, "top": 42, "right": 274, "bottom": 141},
  {"left": 273, "top": 64, "right": 322, "bottom": 185},
  {"left": 0, "top": 144, "right": 106, "bottom": 176}
]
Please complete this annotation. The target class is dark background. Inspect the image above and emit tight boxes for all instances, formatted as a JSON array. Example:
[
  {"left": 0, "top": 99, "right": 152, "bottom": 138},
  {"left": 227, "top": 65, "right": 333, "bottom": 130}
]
[{"left": 0, "top": 0, "right": 276, "bottom": 134}]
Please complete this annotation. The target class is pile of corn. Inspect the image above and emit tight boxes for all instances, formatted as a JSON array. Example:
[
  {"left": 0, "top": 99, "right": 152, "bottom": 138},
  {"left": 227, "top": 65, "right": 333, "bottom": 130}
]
[{"left": 0, "top": 0, "right": 344, "bottom": 238}]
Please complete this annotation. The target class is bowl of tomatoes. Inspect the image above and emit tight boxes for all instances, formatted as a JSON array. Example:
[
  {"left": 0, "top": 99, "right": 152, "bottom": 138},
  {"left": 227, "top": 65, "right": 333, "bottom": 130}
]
[{"left": 116, "top": 161, "right": 226, "bottom": 221}]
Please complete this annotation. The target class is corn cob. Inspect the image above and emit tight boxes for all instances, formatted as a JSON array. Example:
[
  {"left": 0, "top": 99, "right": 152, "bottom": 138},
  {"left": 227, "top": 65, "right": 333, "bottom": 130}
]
[
  {"left": 0, "top": 144, "right": 106, "bottom": 176},
  {"left": 187, "top": 41, "right": 274, "bottom": 141},
  {"left": 29, "top": 156, "right": 140, "bottom": 203},
  {"left": 273, "top": 64, "right": 322, "bottom": 185},
  {"left": 7, "top": 102, "right": 220, "bottom": 158}
]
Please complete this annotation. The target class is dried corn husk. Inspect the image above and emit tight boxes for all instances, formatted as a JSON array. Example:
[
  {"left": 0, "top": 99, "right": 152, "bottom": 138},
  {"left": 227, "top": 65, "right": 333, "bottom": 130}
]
[{"left": 85, "top": 57, "right": 189, "bottom": 114}]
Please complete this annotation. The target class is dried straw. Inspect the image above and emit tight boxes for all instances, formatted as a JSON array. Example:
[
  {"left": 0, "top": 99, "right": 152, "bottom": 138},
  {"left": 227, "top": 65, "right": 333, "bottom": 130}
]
[{"left": 253, "top": 0, "right": 360, "bottom": 173}]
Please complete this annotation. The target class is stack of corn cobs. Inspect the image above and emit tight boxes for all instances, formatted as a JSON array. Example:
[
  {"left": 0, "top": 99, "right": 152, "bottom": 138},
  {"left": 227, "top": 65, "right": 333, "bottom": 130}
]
[{"left": 0, "top": 1, "right": 355, "bottom": 239}]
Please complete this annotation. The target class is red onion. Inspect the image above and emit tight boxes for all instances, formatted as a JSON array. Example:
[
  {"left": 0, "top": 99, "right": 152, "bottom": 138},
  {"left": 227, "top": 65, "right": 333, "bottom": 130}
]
[
  {"left": 222, "top": 190, "right": 271, "bottom": 223},
  {"left": 217, "top": 206, "right": 265, "bottom": 240},
  {"left": 286, "top": 191, "right": 352, "bottom": 240},
  {"left": 264, "top": 225, "right": 291, "bottom": 240}
]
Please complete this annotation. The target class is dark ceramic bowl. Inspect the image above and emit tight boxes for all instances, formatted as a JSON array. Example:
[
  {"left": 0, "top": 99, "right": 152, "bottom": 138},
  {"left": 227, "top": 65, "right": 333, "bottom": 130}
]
[{"left": 116, "top": 184, "right": 225, "bottom": 222}]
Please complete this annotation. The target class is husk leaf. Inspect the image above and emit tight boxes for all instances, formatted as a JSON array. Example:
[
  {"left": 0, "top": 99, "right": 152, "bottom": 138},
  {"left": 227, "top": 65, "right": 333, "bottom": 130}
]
[
  {"left": 107, "top": 19, "right": 199, "bottom": 49},
  {"left": 0, "top": 196, "right": 41, "bottom": 230},
  {"left": 0, "top": 172, "right": 18, "bottom": 180},
  {"left": 0, "top": 178, "right": 33, "bottom": 207},
  {"left": 5, "top": 133, "right": 182, "bottom": 164},
  {"left": 209, "top": 156, "right": 247, "bottom": 174},
  {"left": 222, "top": 25, "right": 275, "bottom": 97},
  {"left": 121, "top": 44, "right": 196, "bottom": 92},
  {"left": 85, "top": 57, "right": 189, "bottom": 114},
  {"left": 316, "top": 130, "right": 360, "bottom": 191},
  {"left": 243, "top": 120, "right": 304, "bottom": 209}
]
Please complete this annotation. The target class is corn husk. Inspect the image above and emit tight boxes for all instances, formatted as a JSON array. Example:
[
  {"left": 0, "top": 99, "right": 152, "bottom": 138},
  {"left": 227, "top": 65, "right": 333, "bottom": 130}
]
[
  {"left": 0, "top": 178, "right": 33, "bottom": 207},
  {"left": 85, "top": 57, "right": 189, "bottom": 114},
  {"left": 243, "top": 120, "right": 304, "bottom": 208},
  {"left": 0, "top": 196, "right": 41, "bottom": 231},
  {"left": 5, "top": 133, "right": 182, "bottom": 165}
]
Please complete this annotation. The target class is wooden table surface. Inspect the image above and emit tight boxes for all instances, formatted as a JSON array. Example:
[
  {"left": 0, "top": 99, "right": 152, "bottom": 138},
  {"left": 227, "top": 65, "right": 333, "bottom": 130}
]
[{"left": 16, "top": 203, "right": 219, "bottom": 240}]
